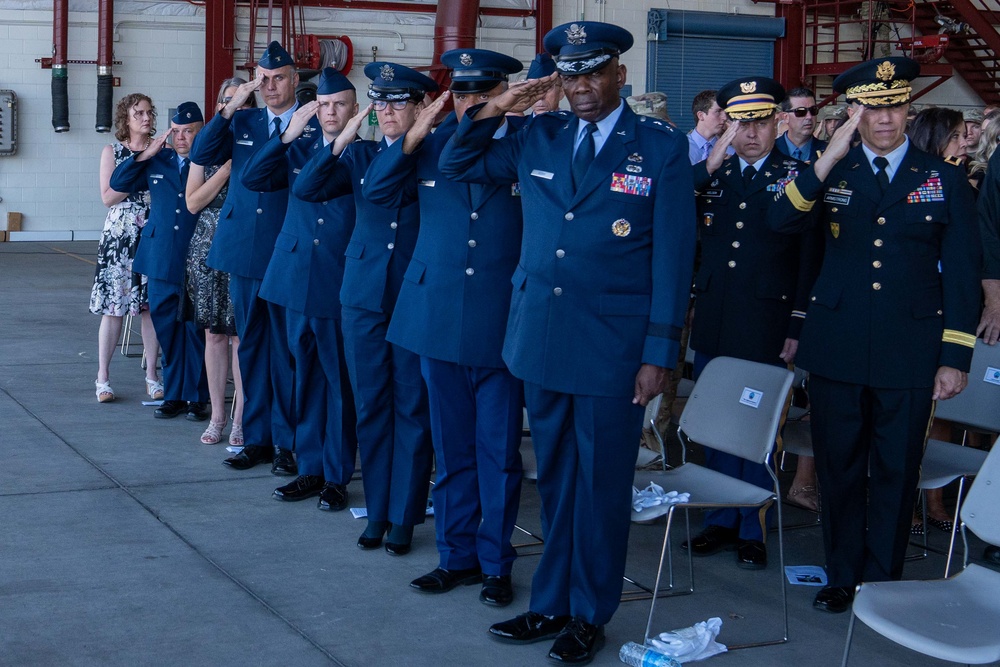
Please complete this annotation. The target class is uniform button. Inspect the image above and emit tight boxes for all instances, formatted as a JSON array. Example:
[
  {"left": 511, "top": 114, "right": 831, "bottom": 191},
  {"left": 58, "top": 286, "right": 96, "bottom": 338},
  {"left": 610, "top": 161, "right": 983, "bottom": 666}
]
[
  {"left": 781, "top": 295, "right": 788, "bottom": 301},
  {"left": 732, "top": 241, "right": 740, "bottom": 249},
  {"left": 937, "top": 309, "right": 943, "bottom": 315},
  {"left": 877, "top": 216, "right": 886, "bottom": 225},
  {"left": 317, "top": 218, "right": 324, "bottom": 224},
  {"left": 470, "top": 212, "right": 479, "bottom": 220},
  {"left": 387, "top": 243, "right": 394, "bottom": 250},
  {"left": 736, "top": 222, "right": 744, "bottom": 229},
  {"left": 175, "top": 208, "right": 181, "bottom": 214},
  {"left": 739, "top": 202, "right": 747, "bottom": 210},
  {"left": 177, "top": 192, "right": 183, "bottom": 198},
  {"left": 556, "top": 249, "right": 565, "bottom": 258},
  {"left": 468, "top": 239, "right": 477, "bottom": 248},
  {"left": 811, "top": 296, "right": 817, "bottom": 301},
  {"left": 173, "top": 225, "right": 179, "bottom": 230},
  {"left": 565, "top": 212, "right": 574, "bottom": 221},
  {"left": 256, "top": 208, "right": 263, "bottom": 214},
  {"left": 553, "top": 287, "right": 563, "bottom": 296},
  {"left": 873, "top": 260, "right": 882, "bottom": 268},
  {"left": 874, "top": 239, "right": 883, "bottom": 247},
  {"left": 466, "top": 268, "right": 475, "bottom": 276},
  {"left": 322, "top": 201, "right": 328, "bottom": 206},
  {"left": 728, "top": 260, "right": 736, "bottom": 268},
  {"left": 925, "top": 215, "right": 933, "bottom": 222},
  {"left": 831, "top": 206, "right": 839, "bottom": 213},
  {"left": 314, "top": 239, "right": 320, "bottom": 246},
  {"left": 872, "top": 282, "right": 881, "bottom": 290},
  {"left": 390, "top": 222, "right": 398, "bottom": 229}
]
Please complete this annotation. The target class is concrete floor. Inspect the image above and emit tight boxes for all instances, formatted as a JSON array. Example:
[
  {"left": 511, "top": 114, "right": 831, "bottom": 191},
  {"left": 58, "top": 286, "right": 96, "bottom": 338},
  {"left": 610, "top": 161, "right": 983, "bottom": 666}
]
[{"left": 0, "top": 241, "right": 993, "bottom": 667}]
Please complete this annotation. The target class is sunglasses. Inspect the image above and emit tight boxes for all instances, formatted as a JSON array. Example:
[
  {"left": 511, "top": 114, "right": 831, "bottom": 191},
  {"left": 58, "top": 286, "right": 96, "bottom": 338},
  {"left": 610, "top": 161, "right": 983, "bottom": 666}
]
[
  {"left": 373, "top": 100, "right": 411, "bottom": 111},
  {"left": 790, "top": 106, "right": 820, "bottom": 118}
]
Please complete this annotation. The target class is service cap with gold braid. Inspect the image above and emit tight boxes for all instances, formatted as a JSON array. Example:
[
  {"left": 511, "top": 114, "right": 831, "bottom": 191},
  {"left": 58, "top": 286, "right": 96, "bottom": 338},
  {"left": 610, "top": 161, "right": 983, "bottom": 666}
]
[
  {"left": 833, "top": 57, "right": 920, "bottom": 108},
  {"left": 716, "top": 77, "right": 785, "bottom": 121}
]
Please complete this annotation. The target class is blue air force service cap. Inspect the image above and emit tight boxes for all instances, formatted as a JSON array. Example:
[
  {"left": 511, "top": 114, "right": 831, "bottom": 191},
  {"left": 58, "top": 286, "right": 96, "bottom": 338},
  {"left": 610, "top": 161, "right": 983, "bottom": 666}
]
[
  {"left": 258, "top": 41, "right": 293, "bottom": 69},
  {"left": 833, "top": 57, "right": 920, "bottom": 108},
  {"left": 717, "top": 77, "right": 786, "bottom": 121},
  {"left": 441, "top": 48, "right": 522, "bottom": 94},
  {"left": 364, "top": 61, "right": 438, "bottom": 102},
  {"left": 543, "top": 21, "right": 633, "bottom": 76},
  {"left": 526, "top": 52, "right": 556, "bottom": 80},
  {"left": 171, "top": 101, "right": 203, "bottom": 125},
  {"left": 316, "top": 67, "right": 356, "bottom": 95}
]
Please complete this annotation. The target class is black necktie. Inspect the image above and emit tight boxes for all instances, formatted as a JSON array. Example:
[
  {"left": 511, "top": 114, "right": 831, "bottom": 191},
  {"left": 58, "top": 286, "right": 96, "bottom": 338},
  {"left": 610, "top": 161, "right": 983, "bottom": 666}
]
[
  {"left": 179, "top": 157, "right": 189, "bottom": 174},
  {"left": 572, "top": 122, "right": 598, "bottom": 190},
  {"left": 271, "top": 116, "right": 282, "bottom": 137},
  {"left": 874, "top": 156, "right": 890, "bottom": 193},
  {"left": 743, "top": 165, "right": 757, "bottom": 186}
]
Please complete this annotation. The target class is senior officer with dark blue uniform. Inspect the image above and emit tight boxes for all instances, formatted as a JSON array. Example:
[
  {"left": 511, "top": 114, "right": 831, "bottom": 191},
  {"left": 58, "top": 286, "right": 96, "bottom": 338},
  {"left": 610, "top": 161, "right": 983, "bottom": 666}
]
[
  {"left": 685, "top": 78, "right": 819, "bottom": 570},
  {"left": 363, "top": 50, "right": 527, "bottom": 594},
  {"left": 293, "top": 63, "right": 436, "bottom": 553},
  {"left": 242, "top": 68, "right": 359, "bottom": 512},
  {"left": 439, "top": 22, "right": 696, "bottom": 664},
  {"left": 111, "top": 102, "right": 209, "bottom": 420},
  {"left": 189, "top": 42, "right": 304, "bottom": 474},
  {"left": 771, "top": 57, "right": 981, "bottom": 614}
]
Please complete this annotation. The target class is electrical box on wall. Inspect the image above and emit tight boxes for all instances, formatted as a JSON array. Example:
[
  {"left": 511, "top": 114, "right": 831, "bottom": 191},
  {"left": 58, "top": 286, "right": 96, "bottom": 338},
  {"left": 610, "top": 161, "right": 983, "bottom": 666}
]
[{"left": 0, "top": 90, "right": 17, "bottom": 156}]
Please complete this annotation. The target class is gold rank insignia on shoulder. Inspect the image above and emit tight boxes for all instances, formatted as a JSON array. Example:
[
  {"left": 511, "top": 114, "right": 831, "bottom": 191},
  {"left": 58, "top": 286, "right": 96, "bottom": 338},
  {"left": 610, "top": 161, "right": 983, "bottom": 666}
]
[
  {"left": 764, "top": 171, "right": 772, "bottom": 178},
  {"left": 830, "top": 222, "right": 840, "bottom": 238},
  {"left": 944, "top": 156, "right": 962, "bottom": 166},
  {"left": 628, "top": 153, "right": 643, "bottom": 163},
  {"left": 612, "top": 218, "right": 631, "bottom": 237}
]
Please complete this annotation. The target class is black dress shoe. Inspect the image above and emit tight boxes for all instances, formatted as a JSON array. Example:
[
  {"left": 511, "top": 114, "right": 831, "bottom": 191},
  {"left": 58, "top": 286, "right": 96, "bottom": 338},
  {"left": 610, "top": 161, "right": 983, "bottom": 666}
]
[
  {"left": 410, "top": 566, "right": 483, "bottom": 593},
  {"left": 480, "top": 574, "right": 514, "bottom": 607},
  {"left": 271, "top": 448, "right": 297, "bottom": 476},
  {"left": 682, "top": 525, "right": 739, "bottom": 556},
  {"left": 985, "top": 545, "right": 1000, "bottom": 565},
  {"left": 488, "top": 611, "right": 571, "bottom": 644},
  {"left": 548, "top": 617, "right": 605, "bottom": 664},
  {"left": 272, "top": 475, "right": 324, "bottom": 501},
  {"left": 358, "top": 533, "right": 384, "bottom": 550},
  {"left": 222, "top": 444, "right": 274, "bottom": 470},
  {"left": 185, "top": 402, "right": 209, "bottom": 422},
  {"left": 317, "top": 483, "right": 349, "bottom": 511},
  {"left": 736, "top": 540, "right": 767, "bottom": 570},
  {"left": 813, "top": 585, "right": 855, "bottom": 614},
  {"left": 154, "top": 400, "right": 187, "bottom": 419},
  {"left": 385, "top": 541, "right": 411, "bottom": 556}
]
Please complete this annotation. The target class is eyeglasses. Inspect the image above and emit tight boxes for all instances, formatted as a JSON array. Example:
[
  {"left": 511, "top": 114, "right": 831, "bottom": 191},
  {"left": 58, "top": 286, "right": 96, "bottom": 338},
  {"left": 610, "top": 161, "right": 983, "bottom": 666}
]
[
  {"left": 373, "top": 100, "right": 411, "bottom": 111},
  {"left": 790, "top": 106, "right": 820, "bottom": 118}
]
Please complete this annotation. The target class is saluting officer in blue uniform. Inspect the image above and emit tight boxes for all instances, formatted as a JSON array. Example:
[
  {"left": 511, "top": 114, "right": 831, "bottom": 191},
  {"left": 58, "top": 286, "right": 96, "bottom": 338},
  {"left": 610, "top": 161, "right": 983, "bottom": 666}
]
[
  {"left": 439, "top": 22, "right": 696, "bottom": 664},
  {"left": 685, "top": 78, "right": 819, "bottom": 569},
  {"left": 363, "top": 49, "right": 527, "bottom": 605},
  {"left": 772, "top": 57, "right": 981, "bottom": 614},
  {"left": 241, "top": 68, "right": 360, "bottom": 512},
  {"left": 111, "top": 102, "right": 209, "bottom": 420},
  {"left": 189, "top": 42, "right": 303, "bottom": 474},
  {"left": 293, "top": 63, "right": 437, "bottom": 553}
]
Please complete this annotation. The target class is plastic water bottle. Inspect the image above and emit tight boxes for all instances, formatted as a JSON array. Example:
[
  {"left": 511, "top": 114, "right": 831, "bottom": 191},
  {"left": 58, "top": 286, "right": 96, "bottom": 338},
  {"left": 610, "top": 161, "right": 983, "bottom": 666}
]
[{"left": 618, "top": 641, "right": 682, "bottom": 667}]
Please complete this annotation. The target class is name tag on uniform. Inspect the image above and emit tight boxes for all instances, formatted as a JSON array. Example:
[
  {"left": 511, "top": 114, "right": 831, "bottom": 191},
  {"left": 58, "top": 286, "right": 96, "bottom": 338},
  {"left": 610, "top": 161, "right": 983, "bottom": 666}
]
[
  {"left": 292, "top": 168, "right": 301, "bottom": 174},
  {"left": 739, "top": 387, "right": 763, "bottom": 409},
  {"left": 236, "top": 139, "right": 254, "bottom": 146},
  {"left": 511, "top": 182, "right": 521, "bottom": 197},
  {"left": 824, "top": 186, "right": 851, "bottom": 206},
  {"left": 418, "top": 179, "right": 436, "bottom": 187},
  {"left": 702, "top": 188, "right": 723, "bottom": 198},
  {"left": 530, "top": 169, "right": 554, "bottom": 180},
  {"left": 611, "top": 173, "right": 651, "bottom": 196},
  {"left": 150, "top": 174, "right": 164, "bottom": 180}
]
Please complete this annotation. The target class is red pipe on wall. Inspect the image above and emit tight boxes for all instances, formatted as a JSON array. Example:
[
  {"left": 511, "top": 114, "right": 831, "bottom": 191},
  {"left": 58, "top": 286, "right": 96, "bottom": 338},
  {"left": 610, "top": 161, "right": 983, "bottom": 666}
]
[
  {"left": 96, "top": 0, "right": 114, "bottom": 132},
  {"left": 51, "top": 0, "right": 70, "bottom": 132},
  {"left": 430, "top": 0, "right": 480, "bottom": 89}
]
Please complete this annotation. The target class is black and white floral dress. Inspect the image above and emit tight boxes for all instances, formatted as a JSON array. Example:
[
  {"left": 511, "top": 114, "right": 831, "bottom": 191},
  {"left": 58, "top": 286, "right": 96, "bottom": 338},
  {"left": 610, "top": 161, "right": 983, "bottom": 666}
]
[
  {"left": 88, "top": 142, "right": 151, "bottom": 317},
  {"left": 184, "top": 165, "right": 236, "bottom": 336}
]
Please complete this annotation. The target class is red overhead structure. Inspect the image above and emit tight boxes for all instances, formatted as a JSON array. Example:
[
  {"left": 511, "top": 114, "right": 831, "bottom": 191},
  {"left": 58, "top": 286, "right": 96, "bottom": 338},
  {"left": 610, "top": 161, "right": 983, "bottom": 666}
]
[
  {"left": 51, "top": 0, "right": 70, "bottom": 132},
  {"left": 96, "top": 0, "right": 114, "bottom": 132},
  {"left": 205, "top": 0, "right": 237, "bottom": 116}
]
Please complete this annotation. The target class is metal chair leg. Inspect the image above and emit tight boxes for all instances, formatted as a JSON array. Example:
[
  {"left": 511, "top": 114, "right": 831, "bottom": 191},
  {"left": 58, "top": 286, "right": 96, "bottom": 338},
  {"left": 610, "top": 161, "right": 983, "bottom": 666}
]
[{"left": 841, "top": 611, "right": 857, "bottom": 667}]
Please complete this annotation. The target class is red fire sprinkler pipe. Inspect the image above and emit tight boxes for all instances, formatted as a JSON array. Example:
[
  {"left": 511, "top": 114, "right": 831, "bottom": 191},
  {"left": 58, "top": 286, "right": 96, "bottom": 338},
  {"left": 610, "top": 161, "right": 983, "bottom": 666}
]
[
  {"left": 430, "top": 0, "right": 480, "bottom": 90},
  {"left": 52, "top": 0, "right": 70, "bottom": 132},
  {"left": 96, "top": 0, "right": 114, "bottom": 132}
]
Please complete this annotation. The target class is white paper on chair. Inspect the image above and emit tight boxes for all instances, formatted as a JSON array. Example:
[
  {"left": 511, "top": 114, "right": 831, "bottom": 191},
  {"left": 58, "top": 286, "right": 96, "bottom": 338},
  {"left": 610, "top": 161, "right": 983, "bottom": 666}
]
[
  {"left": 784, "top": 565, "right": 828, "bottom": 586},
  {"left": 648, "top": 617, "right": 727, "bottom": 662},
  {"left": 631, "top": 482, "right": 690, "bottom": 513},
  {"left": 739, "top": 387, "right": 763, "bottom": 408},
  {"left": 984, "top": 366, "right": 1000, "bottom": 386},
  {"left": 225, "top": 445, "right": 244, "bottom": 454}
]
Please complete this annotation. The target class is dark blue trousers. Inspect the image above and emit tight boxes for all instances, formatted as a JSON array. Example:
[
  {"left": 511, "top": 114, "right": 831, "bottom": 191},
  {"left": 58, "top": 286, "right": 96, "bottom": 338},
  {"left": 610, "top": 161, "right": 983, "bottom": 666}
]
[
  {"left": 341, "top": 305, "right": 433, "bottom": 526},
  {"left": 695, "top": 352, "right": 776, "bottom": 542},
  {"left": 525, "top": 383, "right": 644, "bottom": 626},
  {"left": 229, "top": 275, "right": 272, "bottom": 449},
  {"left": 268, "top": 302, "right": 295, "bottom": 453},
  {"left": 420, "top": 357, "right": 523, "bottom": 575},
  {"left": 147, "top": 278, "right": 207, "bottom": 403},
  {"left": 286, "top": 310, "right": 358, "bottom": 484}
]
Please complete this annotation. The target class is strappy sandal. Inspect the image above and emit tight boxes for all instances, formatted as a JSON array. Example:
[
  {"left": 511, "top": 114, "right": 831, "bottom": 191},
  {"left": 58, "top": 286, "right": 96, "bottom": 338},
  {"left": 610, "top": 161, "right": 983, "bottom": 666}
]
[
  {"left": 145, "top": 377, "right": 164, "bottom": 400},
  {"left": 95, "top": 379, "right": 115, "bottom": 403},
  {"left": 786, "top": 484, "right": 821, "bottom": 512},
  {"left": 200, "top": 419, "right": 227, "bottom": 445},
  {"left": 228, "top": 423, "right": 244, "bottom": 447},
  {"left": 926, "top": 516, "right": 954, "bottom": 533}
]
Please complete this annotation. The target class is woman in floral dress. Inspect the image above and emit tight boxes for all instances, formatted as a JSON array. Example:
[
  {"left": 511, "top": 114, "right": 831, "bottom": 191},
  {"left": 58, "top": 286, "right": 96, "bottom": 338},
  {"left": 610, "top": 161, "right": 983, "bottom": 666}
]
[{"left": 90, "top": 92, "right": 162, "bottom": 403}]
